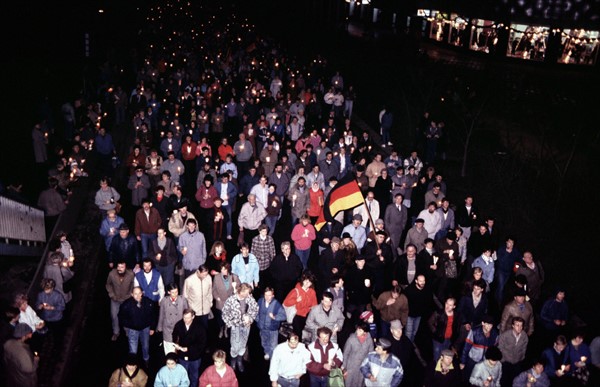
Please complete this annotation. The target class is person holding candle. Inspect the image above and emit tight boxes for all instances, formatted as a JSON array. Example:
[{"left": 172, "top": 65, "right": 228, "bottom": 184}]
[
  {"left": 260, "top": 140, "right": 278, "bottom": 177},
  {"left": 3, "top": 323, "right": 39, "bottom": 387},
  {"left": 108, "top": 353, "right": 148, "bottom": 387},
  {"left": 541, "top": 335, "right": 572, "bottom": 383},
  {"left": 43, "top": 250, "right": 74, "bottom": 304},
  {"left": 35, "top": 278, "right": 66, "bottom": 340},
  {"left": 512, "top": 358, "right": 551, "bottom": 387},
  {"left": 145, "top": 148, "right": 163, "bottom": 188},
  {"left": 567, "top": 329, "right": 592, "bottom": 384},
  {"left": 160, "top": 151, "right": 185, "bottom": 186},
  {"left": 233, "top": 132, "right": 253, "bottom": 176},
  {"left": 287, "top": 177, "right": 309, "bottom": 225},
  {"left": 468, "top": 346, "right": 503, "bottom": 387},
  {"left": 160, "top": 130, "right": 181, "bottom": 159}
]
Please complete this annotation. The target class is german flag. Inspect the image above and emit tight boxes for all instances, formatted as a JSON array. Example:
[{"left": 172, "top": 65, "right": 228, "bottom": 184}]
[{"left": 315, "top": 174, "right": 364, "bottom": 231}]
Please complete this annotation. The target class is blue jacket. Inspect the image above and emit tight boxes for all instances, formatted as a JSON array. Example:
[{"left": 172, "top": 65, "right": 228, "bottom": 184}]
[
  {"left": 99, "top": 215, "right": 124, "bottom": 250},
  {"left": 256, "top": 297, "right": 286, "bottom": 331},
  {"left": 231, "top": 253, "right": 260, "bottom": 285},
  {"left": 215, "top": 182, "right": 238, "bottom": 208},
  {"left": 95, "top": 133, "right": 115, "bottom": 156},
  {"left": 154, "top": 363, "right": 190, "bottom": 387},
  {"left": 540, "top": 298, "right": 569, "bottom": 331},
  {"left": 541, "top": 346, "right": 571, "bottom": 379},
  {"left": 460, "top": 326, "right": 499, "bottom": 364},
  {"left": 360, "top": 351, "right": 403, "bottom": 387}
]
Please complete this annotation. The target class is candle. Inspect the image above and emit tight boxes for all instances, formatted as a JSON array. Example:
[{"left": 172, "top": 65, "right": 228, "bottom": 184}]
[
  {"left": 168, "top": 144, "right": 173, "bottom": 151},
  {"left": 177, "top": 166, "right": 181, "bottom": 174},
  {"left": 581, "top": 356, "right": 587, "bottom": 363},
  {"left": 266, "top": 157, "right": 270, "bottom": 163},
  {"left": 272, "top": 201, "right": 277, "bottom": 207},
  {"left": 156, "top": 253, "right": 161, "bottom": 260}
]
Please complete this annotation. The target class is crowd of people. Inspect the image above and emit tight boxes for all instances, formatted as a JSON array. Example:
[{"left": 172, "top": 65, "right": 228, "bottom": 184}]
[{"left": 2, "top": 1, "right": 600, "bottom": 387}]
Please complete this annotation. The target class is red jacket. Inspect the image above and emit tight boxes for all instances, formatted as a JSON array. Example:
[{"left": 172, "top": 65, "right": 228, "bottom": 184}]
[
  {"left": 199, "top": 364, "right": 238, "bottom": 387},
  {"left": 283, "top": 284, "right": 317, "bottom": 317},
  {"left": 195, "top": 185, "right": 218, "bottom": 209},
  {"left": 181, "top": 142, "right": 197, "bottom": 161}
]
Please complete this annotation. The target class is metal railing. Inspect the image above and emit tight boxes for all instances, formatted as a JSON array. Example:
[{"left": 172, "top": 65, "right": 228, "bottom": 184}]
[{"left": 0, "top": 195, "right": 46, "bottom": 243}]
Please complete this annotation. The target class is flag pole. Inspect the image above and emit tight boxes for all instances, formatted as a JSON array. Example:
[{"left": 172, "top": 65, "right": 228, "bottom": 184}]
[{"left": 360, "top": 192, "right": 380, "bottom": 251}]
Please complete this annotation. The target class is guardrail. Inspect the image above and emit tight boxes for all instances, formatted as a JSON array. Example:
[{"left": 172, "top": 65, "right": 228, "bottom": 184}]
[{"left": 0, "top": 196, "right": 46, "bottom": 246}]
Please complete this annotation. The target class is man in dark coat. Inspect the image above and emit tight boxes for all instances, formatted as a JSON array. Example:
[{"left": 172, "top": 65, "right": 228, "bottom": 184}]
[
  {"left": 109, "top": 223, "right": 141, "bottom": 270},
  {"left": 384, "top": 193, "right": 408, "bottom": 260},
  {"left": 118, "top": 286, "right": 158, "bottom": 366},
  {"left": 172, "top": 308, "right": 207, "bottom": 387}
]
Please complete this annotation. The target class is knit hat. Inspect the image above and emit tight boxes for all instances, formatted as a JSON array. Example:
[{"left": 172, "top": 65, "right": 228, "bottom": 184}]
[{"left": 360, "top": 311, "right": 373, "bottom": 321}]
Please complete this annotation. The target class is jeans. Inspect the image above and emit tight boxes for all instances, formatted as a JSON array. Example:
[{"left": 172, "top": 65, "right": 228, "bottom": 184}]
[
  {"left": 260, "top": 329, "right": 279, "bottom": 358},
  {"left": 224, "top": 205, "right": 233, "bottom": 236},
  {"left": 344, "top": 100, "right": 354, "bottom": 118},
  {"left": 309, "top": 374, "right": 328, "bottom": 387},
  {"left": 126, "top": 326, "right": 150, "bottom": 361},
  {"left": 156, "top": 263, "right": 175, "bottom": 289},
  {"left": 230, "top": 325, "right": 251, "bottom": 358},
  {"left": 405, "top": 316, "right": 421, "bottom": 342},
  {"left": 140, "top": 233, "right": 157, "bottom": 259},
  {"left": 296, "top": 248, "right": 310, "bottom": 270},
  {"left": 382, "top": 128, "right": 391, "bottom": 144},
  {"left": 180, "top": 357, "right": 201, "bottom": 387},
  {"left": 265, "top": 215, "right": 278, "bottom": 236},
  {"left": 496, "top": 271, "right": 511, "bottom": 306},
  {"left": 278, "top": 376, "right": 301, "bottom": 387},
  {"left": 432, "top": 338, "right": 451, "bottom": 363},
  {"left": 110, "top": 300, "right": 123, "bottom": 335}
]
